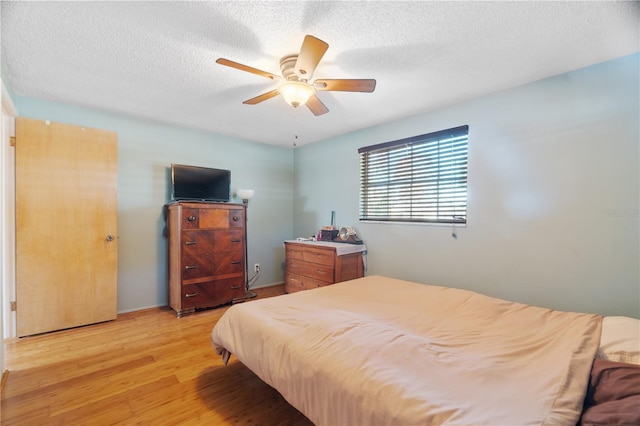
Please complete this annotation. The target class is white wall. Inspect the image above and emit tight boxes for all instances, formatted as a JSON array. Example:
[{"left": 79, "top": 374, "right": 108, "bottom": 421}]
[{"left": 293, "top": 54, "right": 639, "bottom": 318}]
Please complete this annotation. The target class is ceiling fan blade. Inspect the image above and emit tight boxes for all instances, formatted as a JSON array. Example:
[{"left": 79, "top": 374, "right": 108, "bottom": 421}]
[
  {"left": 216, "top": 58, "right": 281, "bottom": 80},
  {"left": 243, "top": 90, "right": 280, "bottom": 105},
  {"left": 315, "top": 79, "right": 376, "bottom": 92},
  {"left": 306, "top": 94, "right": 329, "bottom": 116},
  {"left": 294, "top": 35, "right": 329, "bottom": 79}
]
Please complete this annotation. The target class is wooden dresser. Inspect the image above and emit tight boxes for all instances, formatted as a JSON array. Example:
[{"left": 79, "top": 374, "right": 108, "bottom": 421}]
[
  {"left": 284, "top": 241, "right": 365, "bottom": 293},
  {"left": 167, "top": 202, "right": 246, "bottom": 317}
]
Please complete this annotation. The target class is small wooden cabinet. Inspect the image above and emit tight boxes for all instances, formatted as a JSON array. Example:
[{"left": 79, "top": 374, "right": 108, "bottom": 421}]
[
  {"left": 284, "top": 241, "right": 365, "bottom": 293},
  {"left": 167, "top": 202, "right": 246, "bottom": 317}
]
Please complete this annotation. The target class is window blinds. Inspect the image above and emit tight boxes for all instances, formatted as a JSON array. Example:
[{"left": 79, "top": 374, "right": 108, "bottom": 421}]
[{"left": 358, "top": 125, "right": 468, "bottom": 224}]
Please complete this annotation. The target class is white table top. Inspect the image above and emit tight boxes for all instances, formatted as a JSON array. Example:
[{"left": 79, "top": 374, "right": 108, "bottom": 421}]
[{"left": 284, "top": 240, "right": 367, "bottom": 256}]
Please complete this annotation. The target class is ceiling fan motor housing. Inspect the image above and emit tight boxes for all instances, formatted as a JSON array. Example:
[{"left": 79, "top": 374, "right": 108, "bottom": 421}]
[{"left": 280, "top": 55, "right": 303, "bottom": 81}]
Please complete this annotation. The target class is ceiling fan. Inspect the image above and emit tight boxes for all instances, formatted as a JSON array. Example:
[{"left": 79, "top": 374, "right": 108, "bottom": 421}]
[{"left": 216, "top": 35, "right": 376, "bottom": 116}]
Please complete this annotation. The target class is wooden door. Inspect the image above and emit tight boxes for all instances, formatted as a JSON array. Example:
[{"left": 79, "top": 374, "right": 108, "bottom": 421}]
[{"left": 15, "top": 118, "right": 118, "bottom": 337}]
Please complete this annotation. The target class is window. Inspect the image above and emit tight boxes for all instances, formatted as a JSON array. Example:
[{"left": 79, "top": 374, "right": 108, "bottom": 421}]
[{"left": 359, "top": 125, "right": 468, "bottom": 224}]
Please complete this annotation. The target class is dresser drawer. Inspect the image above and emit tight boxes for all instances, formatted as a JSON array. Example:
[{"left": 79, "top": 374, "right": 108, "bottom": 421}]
[
  {"left": 182, "top": 230, "right": 244, "bottom": 253},
  {"left": 286, "top": 245, "right": 335, "bottom": 267},
  {"left": 286, "top": 259, "right": 334, "bottom": 283},
  {"left": 181, "top": 277, "right": 244, "bottom": 309},
  {"left": 181, "top": 208, "right": 200, "bottom": 229},
  {"left": 284, "top": 272, "right": 329, "bottom": 293},
  {"left": 182, "top": 207, "right": 244, "bottom": 230},
  {"left": 229, "top": 209, "right": 244, "bottom": 227},
  {"left": 181, "top": 251, "right": 244, "bottom": 283}
]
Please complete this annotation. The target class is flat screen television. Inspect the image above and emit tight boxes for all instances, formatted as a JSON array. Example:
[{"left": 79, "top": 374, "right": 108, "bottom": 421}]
[{"left": 171, "top": 164, "right": 231, "bottom": 202}]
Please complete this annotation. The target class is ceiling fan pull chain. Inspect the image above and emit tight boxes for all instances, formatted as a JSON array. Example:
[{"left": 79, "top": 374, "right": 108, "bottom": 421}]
[{"left": 292, "top": 107, "right": 300, "bottom": 147}]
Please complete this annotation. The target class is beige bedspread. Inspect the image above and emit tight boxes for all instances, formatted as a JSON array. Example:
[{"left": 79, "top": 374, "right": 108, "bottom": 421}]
[{"left": 211, "top": 275, "right": 602, "bottom": 425}]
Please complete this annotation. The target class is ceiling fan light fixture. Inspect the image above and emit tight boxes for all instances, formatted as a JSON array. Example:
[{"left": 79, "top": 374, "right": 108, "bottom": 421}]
[{"left": 279, "top": 81, "right": 315, "bottom": 107}]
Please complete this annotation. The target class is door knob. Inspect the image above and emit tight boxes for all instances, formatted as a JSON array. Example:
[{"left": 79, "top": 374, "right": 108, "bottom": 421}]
[{"left": 105, "top": 235, "right": 114, "bottom": 242}]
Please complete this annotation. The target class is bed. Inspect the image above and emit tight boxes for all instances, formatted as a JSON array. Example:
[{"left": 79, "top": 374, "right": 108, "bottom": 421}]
[{"left": 211, "top": 275, "right": 638, "bottom": 425}]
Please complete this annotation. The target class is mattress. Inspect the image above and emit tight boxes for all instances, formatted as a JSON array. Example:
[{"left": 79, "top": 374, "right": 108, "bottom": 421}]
[{"left": 211, "top": 275, "right": 602, "bottom": 425}]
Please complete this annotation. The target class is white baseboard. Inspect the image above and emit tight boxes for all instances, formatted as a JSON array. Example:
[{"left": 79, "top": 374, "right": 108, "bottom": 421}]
[{"left": 116, "top": 304, "right": 165, "bottom": 315}]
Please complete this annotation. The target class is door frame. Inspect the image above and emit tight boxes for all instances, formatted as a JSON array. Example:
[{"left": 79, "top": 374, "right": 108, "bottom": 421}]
[{"left": 1, "top": 80, "right": 18, "bottom": 380}]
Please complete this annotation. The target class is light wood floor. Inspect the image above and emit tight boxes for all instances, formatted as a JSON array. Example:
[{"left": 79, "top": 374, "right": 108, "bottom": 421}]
[{"left": 1, "top": 285, "right": 313, "bottom": 425}]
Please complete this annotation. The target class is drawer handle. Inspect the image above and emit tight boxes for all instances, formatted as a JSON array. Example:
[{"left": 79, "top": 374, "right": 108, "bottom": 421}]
[
  {"left": 232, "top": 215, "right": 240, "bottom": 222},
  {"left": 185, "top": 292, "right": 198, "bottom": 298},
  {"left": 231, "top": 239, "right": 241, "bottom": 243},
  {"left": 185, "top": 241, "right": 197, "bottom": 245},
  {"left": 231, "top": 285, "right": 242, "bottom": 290},
  {"left": 185, "top": 265, "right": 197, "bottom": 270},
  {"left": 187, "top": 215, "right": 196, "bottom": 222},
  {"left": 317, "top": 269, "right": 326, "bottom": 274},
  {"left": 231, "top": 260, "right": 241, "bottom": 265}
]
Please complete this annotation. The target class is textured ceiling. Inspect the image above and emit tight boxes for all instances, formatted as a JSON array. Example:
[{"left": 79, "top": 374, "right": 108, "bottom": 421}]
[{"left": 1, "top": 1, "right": 638, "bottom": 147}]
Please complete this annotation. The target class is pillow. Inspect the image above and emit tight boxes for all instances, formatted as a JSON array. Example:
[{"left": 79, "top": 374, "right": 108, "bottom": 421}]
[
  {"left": 580, "top": 359, "right": 640, "bottom": 426},
  {"left": 597, "top": 316, "right": 640, "bottom": 365}
]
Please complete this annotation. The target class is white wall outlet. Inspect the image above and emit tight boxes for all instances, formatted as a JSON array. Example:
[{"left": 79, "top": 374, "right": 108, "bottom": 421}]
[{"left": 254, "top": 263, "right": 260, "bottom": 273}]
